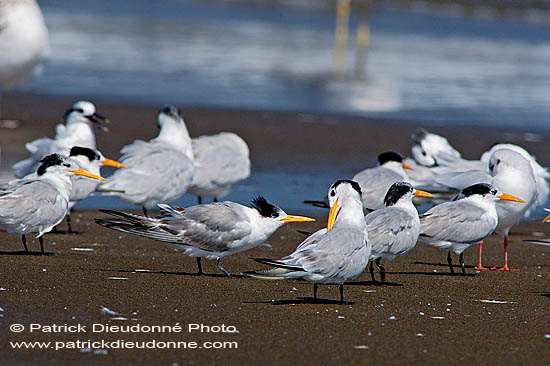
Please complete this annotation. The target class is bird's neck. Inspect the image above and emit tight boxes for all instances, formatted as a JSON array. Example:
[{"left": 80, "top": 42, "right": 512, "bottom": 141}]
[
  {"left": 61, "top": 121, "right": 95, "bottom": 145},
  {"left": 334, "top": 196, "right": 367, "bottom": 230},
  {"left": 155, "top": 122, "right": 193, "bottom": 158},
  {"left": 42, "top": 173, "right": 72, "bottom": 199}
]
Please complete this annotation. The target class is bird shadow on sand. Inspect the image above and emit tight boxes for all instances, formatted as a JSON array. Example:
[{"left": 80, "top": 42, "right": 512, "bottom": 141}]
[
  {"left": 0, "top": 251, "right": 54, "bottom": 256},
  {"left": 347, "top": 280, "right": 403, "bottom": 287},
  {"left": 410, "top": 261, "right": 479, "bottom": 277},
  {"left": 49, "top": 230, "right": 82, "bottom": 235},
  {"left": 538, "top": 293, "right": 550, "bottom": 299},
  {"left": 244, "top": 297, "right": 354, "bottom": 305},
  {"left": 115, "top": 268, "right": 247, "bottom": 279}
]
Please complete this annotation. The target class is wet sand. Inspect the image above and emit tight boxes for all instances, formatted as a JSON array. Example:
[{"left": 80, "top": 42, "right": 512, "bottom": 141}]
[{"left": 1, "top": 92, "right": 550, "bottom": 365}]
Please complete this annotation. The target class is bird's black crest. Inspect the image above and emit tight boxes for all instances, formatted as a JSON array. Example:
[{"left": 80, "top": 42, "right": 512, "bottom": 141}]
[
  {"left": 384, "top": 181, "right": 413, "bottom": 207},
  {"left": 37, "top": 154, "right": 67, "bottom": 176},
  {"left": 62, "top": 107, "right": 83, "bottom": 120},
  {"left": 411, "top": 128, "right": 428, "bottom": 143},
  {"left": 462, "top": 183, "right": 496, "bottom": 197},
  {"left": 251, "top": 196, "right": 277, "bottom": 218},
  {"left": 160, "top": 105, "right": 182, "bottom": 119},
  {"left": 331, "top": 179, "right": 362, "bottom": 196},
  {"left": 378, "top": 151, "right": 403, "bottom": 165},
  {"left": 69, "top": 146, "right": 100, "bottom": 162}
]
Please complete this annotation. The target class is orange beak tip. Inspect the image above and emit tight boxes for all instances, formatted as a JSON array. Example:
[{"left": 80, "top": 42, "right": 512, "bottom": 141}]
[
  {"left": 414, "top": 189, "right": 434, "bottom": 198},
  {"left": 402, "top": 162, "right": 413, "bottom": 170}
]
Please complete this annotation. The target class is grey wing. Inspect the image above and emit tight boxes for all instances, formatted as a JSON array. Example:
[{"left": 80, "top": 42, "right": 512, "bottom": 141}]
[
  {"left": 419, "top": 201, "right": 494, "bottom": 243},
  {"left": 151, "top": 202, "right": 253, "bottom": 252},
  {"left": 353, "top": 168, "right": 405, "bottom": 208},
  {"left": 102, "top": 142, "right": 193, "bottom": 202},
  {"left": 0, "top": 181, "right": 67, "bottom": 233},
  {"left": 192, "top": 133, "right": 250, "bottom": 185},
  {"left": 366, "top": 208, "right": 419, "bottom": 257},
  {"left": 434, "top": 169, "right": 490, "bottom": 191},
  {"left": 282, "top": 228, "right": 369, "bottom": 279}
]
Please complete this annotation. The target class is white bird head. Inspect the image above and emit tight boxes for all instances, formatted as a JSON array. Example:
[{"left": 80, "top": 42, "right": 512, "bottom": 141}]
[
  {"left": 68, "top": 146, "right": 126, "bottom": 173},
  {"left": 383, "top": 181, "right": 433, "bottom": 207},
  {"left": 488, "top": 149, "right": 532, "bottom": 177},
  {"left": 377, "top": 151, "right": 412, "bottom": 172},
  {"left": 36, "top": 153, "right": 107, "bottom": 181},
  {"left": 250, "top": 196, "right": 315, "bottom": 225},
  {"left": 327, "top": 179, "right": 363, "bottom": 231},
  {"left": 63, "top": 101, "right": 109, "bottom": 130},
  {"left": 461, "top": 183, "right": 525, "bottom": 204},
  {"left": 411, "top": 128, "right": 461, "bottom": 167},
  {"left": 157, "top": 105, "right": 184, "bottom": 129}
]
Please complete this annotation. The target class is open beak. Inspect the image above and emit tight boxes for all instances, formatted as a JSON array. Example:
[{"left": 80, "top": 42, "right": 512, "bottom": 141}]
[
  {"left": 87, "top": 113, "right": 110, "bottom": 131},
  {"left": 327, "top": 198, "right": 341, "bottom": 232},
  {"left": 402, "top": 162, "right": 413, "bottom": 170},
  {"left": 102, "top": 158, "right": 126, "bottom": 169},
  {"left": 280, "top": 215, "right": 316, "bottom": 223},
  {"left": 498, "top": 193, "right": 526, "bottom": 203},
  {"left": 71, "top": 168, "right": 107, "bottom": 181},
  {"left": 414, "top": 189, "right": 434, "bottom": 198}
]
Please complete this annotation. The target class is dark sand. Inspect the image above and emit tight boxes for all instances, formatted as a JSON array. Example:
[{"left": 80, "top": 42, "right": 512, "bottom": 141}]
[{"left": 1, "top": 93, "right": 550, "bottom": 365}]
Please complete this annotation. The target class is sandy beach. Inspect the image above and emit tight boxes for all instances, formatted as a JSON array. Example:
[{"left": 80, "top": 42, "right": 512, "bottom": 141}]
[{"left": 1, "top": 93, "right": 550, "bottom": 365}]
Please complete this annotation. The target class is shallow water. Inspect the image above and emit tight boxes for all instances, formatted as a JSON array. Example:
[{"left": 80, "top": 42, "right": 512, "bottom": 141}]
[{"left": 13, "top": 0, "right": 550, "bottom": 130}]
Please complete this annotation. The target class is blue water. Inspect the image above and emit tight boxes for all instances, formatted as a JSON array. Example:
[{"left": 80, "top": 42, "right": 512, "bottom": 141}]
[
  {"left": 4, "top": 0, "right": 550, "bottom": 215},
  {"left": 13, "top": 0, "right": 550, "bottom": 130}
]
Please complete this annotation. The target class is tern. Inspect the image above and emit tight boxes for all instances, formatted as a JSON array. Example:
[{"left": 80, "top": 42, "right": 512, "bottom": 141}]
[
  {"left": 99, "top": 105, "right": 194, "bottom": 215},
  {"left": 95, "top": 197, "right": 315, "bottom": 277},
  {"left": 0, "top": 0, "right": 50, "bottom": 87},
  {"left": 0, "top": 154, "right": 105, "bottom": 253},
  {"left": 418, "top": 183, "right": 525, "bottom": 275},
  {"left": 433, "top": 149, "right": 536, "bottom": 271},
  {"left": 352, "top": 152, "right": 412, "bottom": 210},
  {"left": 247, "top": 180, "right": 370, "bottom": 304},
  {"left": 366, "top": 182, "right": 433, "bottom": 282},
  {"left": 13, "top": 101, "right": 109, "bottom": 178},
  {"left": 188, "top": 132, "right": 251, "bottom": 204}
]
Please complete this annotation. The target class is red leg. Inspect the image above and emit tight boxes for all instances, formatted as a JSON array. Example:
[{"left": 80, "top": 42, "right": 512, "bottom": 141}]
[
  {"left": 475, "top": 241, "right": 490, "bottom": 270},
  {"left": 492, "top": 235, "right": 520, "bottom": 271}
]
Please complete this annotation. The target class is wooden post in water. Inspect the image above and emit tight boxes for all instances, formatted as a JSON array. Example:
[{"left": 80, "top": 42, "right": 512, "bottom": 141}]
[
  {"left": 354, "top": 3, "right": 371, "bottom": 79},
  {"left": 334, "top": 0, "right": 351, "bottom": 76}
]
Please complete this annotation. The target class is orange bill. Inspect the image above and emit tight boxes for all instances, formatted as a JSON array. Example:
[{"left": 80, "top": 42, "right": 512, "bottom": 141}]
[
  {"left": 498, "top": 193, "right": 525, "bottom": 203},
  {"left": 543, "top": 214, "right": 550, "bottom": 223},
  {"left": 71, "top": 168, "right": 107, "bottom": 181},
  {"left": 280, "top": 215, "right": 316, "bottom": 223},
  {"left": 102, "top": 158, "right": 127, "bottom": 169},
  {"left": 402, "top": 162, "right": 413, "bottom": 170},
  {"left": 327, "top": 198, "right": 341, "bottom": 232},
  {"left": 413, "top": 189, "right": 434, "bottom": 198}
]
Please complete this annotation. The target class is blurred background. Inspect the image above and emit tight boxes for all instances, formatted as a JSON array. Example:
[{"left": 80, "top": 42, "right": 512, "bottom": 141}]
[{"left": 6, "top": 0, "right": 550, "bottom": 130}]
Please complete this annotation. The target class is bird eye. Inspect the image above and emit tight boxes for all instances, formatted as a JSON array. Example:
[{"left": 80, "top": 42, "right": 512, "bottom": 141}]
[
  {"left": 63, "top": 163, "right": 70, "bottom": 167},
  {"left": 491, "top": 189, "right": 497, "bottom": 195},
  {"left": 271, "top": 212, "right": 279, "bottom": 218},
  {"left": 421, "top": 150, "right": 427, "bottom": 156},
  {"left": 76, "top": 108, "right": 84, "bottom": 113},
  {"left": 330, "top": 190, "right": 336, "bottom": 197}
]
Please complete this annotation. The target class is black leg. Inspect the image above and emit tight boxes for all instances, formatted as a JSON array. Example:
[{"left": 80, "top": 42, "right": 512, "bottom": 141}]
[
  {"left": 216, "top": 258, "right": 230, "bottom": 277},
  {"left": 459, "top": 253, "right": 466, "bottom": 275},
  {"left": 213, "top": 197, "right": 218, "bottom": 202},
  {"left": 313, "top": 283, "right": 318, "bottom": 300},
  {"left": 21, "top": 235, "right": 29, "bottom": 252},
  {"left": 67, "top": 213, "right": 73, "bottom": 234},
  {"left": 39, "top": 237, "right": 44, "bottom": 253},
  {"left": 50, "top": 226, "right": 60, "bottom": 234},
  {"left": 197, "top": 196, "right": 202, "bottom": 205},
  {"left": 447, "top": 251, "right": 455, "bottom": 274},
  {"left": 369, "top": 261, "right": 376, "bottom": 282},
  {"left": 142, "top": 206, "right": 148, "bottom": 217},
  {"left": 196, "top": 258, "right": 204, "bottom": 275},
  {"left": 339, "top": 284, "right": 344, "bottom": 304},
  {"left": 375, "top": 258, "right": 386, "bottom": 282}
]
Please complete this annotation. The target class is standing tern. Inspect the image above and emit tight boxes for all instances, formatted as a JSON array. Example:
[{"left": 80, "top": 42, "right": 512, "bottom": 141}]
[
  {"left": 95, "top": 197, "right": 315, "bottom": 277},
  {"left": 0, "top": 0, "right": 50, "bottom": 87},
  {"left": 352, "top": 151, "right": 412, "bottom": 210},
  {"left": 99, "top": 105, "right": 194, "bottom": 215},
  {"left": 366, "top": 182, "right": 433, "bottom": 282},
  {"left": 0, "top": 154, "right": 105, "bottom": 253},
  {"left": 418, "top": 183, "right": 525, "bottom": 275},
  {"left": 188, "top": 132, "right": 251, "bottom": 204},
  {"left": 13, "top": 101, "right": 109, "bottom": 178},
  {"left": 434, "top": 149, "right": 536, "bottom": 271},
  {"left": 247, "top": 180, "right": 370, "bottom": 303}
]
